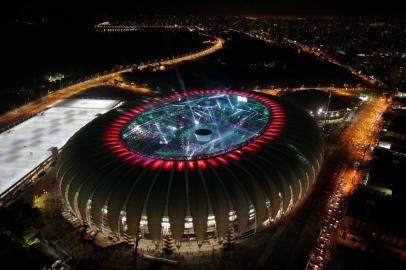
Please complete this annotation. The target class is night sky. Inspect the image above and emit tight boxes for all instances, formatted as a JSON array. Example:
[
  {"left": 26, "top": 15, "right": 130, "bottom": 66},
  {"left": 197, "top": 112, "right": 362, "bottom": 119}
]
[{"left": 2, "top": 0, "right": 404, "bottom": 22}]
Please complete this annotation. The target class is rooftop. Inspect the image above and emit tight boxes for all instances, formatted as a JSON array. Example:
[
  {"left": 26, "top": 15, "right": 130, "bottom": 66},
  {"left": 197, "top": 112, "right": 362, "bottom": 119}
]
[{"left": 0, "top": 99, "right": 119, "bottom": 196}]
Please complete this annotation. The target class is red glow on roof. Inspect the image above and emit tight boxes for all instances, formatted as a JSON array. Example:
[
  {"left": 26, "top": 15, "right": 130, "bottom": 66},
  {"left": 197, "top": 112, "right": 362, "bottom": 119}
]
[
  {"left": 227, "top": 153, "right": 240, "bottom": 161},
  {"left": 164, "top": 161, "right": 174, "bottom": 170},
  {"left": 152, "top": 160, "right": 164, "bottom": 169},
  {"left": 197, "top": 160, "right": 207, "bottom": 169},
  {"left": 117, "top": 152, "right": 130, "bottom": 158},
  {"left": 142, "top": 159, "right": 154, "bottom": 167},
  {"left": 177, "top": 161, "right": 185, "bottom": 171},
  {"left": 207, "top": 158, "right": 218, "bottom": 167},
  {"left": 123, "top": 154, "right": 137, "bottom": 161},
  {"left": 131, "top": 157, "right": 143, "bottom": 166},
  {"left": 242, "top": 146, "right": 256, "bottom": 152},
  {"left": 104, "top": 90, "right": 286, "bottom": 171},
  {"left": 188, "top": 161, "right": 195, "bottom": 170},
  {"left": 216, "top": 156, "right": 229, "bottom": 165}
]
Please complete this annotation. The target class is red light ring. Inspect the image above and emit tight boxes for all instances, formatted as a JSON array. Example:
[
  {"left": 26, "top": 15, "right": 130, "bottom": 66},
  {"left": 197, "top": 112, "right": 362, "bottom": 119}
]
[{"left": 104, "top": 90, "right": 286, "bottom": 170}]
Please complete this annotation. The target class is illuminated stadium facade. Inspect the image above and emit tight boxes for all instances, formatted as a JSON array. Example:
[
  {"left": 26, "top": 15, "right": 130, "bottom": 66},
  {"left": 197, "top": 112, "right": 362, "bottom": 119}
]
[{"left": 56, "top": 90, "right": 323, "bottom": 251}]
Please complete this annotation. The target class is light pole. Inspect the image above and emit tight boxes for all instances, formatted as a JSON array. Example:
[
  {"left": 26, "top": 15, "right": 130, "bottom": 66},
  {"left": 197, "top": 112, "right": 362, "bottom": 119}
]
[
  {"left": 324, "top": 90, "right": 332, "bottom": 127},
  {"left": 132, "top": 230, "right": 142, "bottom": 270}
]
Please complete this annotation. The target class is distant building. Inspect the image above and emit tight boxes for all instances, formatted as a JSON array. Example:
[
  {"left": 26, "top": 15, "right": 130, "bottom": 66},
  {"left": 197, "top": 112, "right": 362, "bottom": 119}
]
[
  {"left": 281, "top": 90, "right": 355, "bottom": 124},
  {"left": 391, "top": 66, "right": 406, "bottom": 91},
  {"left": 371, "top": 110, "right": 406, "bottom": 197},
  {"left": 340, "top": 186, "right": 406, "bottom": 256}
]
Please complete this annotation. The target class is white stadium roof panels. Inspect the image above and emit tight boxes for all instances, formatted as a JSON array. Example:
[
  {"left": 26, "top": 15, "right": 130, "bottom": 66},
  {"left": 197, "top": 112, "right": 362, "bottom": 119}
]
[{"left": 0, "top": 99, "right": 120, "bottom": 196}]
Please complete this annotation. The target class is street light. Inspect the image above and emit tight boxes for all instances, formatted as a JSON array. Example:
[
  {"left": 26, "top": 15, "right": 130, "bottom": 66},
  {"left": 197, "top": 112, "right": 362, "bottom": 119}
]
[{"left": 131, "top": 230, "right": 142, "bottom": 270}]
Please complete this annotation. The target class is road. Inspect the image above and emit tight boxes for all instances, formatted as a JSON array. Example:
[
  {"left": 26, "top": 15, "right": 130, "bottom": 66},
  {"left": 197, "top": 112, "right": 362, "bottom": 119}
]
[
  {"left": 137, "top": 37, "right": 224, "bottom": 70},
  {"left": 306, "top": 96, "right": 389, "bottom": 270},
  {"left": 238, "top": 29, "right": 386, "bottom": 89},
  {"left": 0, "top": 37, "right": 224, "bottom": 129},
  {"left": 282, "top": 38, "right": 386, "bottom": 89},
  {"left": 255, "top": 86, "right": 364, "bottom": 97}
]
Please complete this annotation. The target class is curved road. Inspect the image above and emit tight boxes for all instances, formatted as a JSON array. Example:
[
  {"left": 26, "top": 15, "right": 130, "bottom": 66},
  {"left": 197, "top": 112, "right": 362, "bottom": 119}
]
[{"left": 0, "top": 37, "right": 224, "bottom": 129}]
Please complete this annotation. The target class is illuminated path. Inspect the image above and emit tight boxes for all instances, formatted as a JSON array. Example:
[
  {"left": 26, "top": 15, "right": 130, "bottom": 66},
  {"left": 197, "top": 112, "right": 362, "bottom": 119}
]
[
  {"left": 233, "top": 28, "right": 386, "bottom": 89},
  {"left": 0, "top": 37, "right": 224, "bottom": 129},
  {"left": 137, "top": 37, "right": 224, "bottom": 70},
  {"left": 282, "top": 38, "right": 386, "bottom": 88},
  {"left": 306, "top": 96, "right": 389, "bottom": 270},
  {"left": 255, "top": 86, "right": 365, "bottom": 97}
]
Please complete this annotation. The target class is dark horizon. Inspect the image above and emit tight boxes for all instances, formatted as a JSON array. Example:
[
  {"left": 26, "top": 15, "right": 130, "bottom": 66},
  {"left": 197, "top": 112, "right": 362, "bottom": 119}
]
[{"left": 2, "top": 0, "right": 404, "bottom": 24}]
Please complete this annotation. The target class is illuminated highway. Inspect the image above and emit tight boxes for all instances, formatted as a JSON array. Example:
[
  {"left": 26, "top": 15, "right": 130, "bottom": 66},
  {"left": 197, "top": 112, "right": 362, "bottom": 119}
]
[
  {"left": 236, "top": 28, "right": 386, "bottom": 89},
  {"left": 0, "top": 70, "right": 131, "bottom": 129},
  {"left": 99, "top": 22, "right": 385, "bottom": 90},
  {"left": 137, "top": 37, "right": 224, "bottom": 70},
  {"left": 282, "top": 38, "right": 386, "bottom": 88},
  {"left": 306, "top": 96, "right": 389, "bottom": 270},
  {"left": 104, "top": 74, "right": 154, "bottom": 94},
  {"left": 0, "top": 37, "right": 224, "bottom": 129}
]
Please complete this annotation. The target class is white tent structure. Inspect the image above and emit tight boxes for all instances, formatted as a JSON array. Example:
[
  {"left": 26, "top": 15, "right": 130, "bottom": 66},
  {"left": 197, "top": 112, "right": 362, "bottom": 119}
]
[{"left": 0, "top": 99, "right": 120, "bottom": 196}]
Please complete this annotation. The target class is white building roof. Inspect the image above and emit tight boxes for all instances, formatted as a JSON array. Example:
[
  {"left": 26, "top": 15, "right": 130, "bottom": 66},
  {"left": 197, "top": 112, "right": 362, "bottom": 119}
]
[{"left": 0, "top": 99, "right": 120, "bottom": 196}]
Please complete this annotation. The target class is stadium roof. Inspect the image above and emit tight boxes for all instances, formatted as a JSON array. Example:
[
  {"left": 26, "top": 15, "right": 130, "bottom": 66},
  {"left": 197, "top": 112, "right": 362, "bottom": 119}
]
[
  {"left": 57, "top": 90, "right": 324, "bottom": 244},
  {"left": 0, "top": 99, "right": 119, "bottom": 196},
  {"left": 281, "top": 90, "right": 354, "bottom": 112}
]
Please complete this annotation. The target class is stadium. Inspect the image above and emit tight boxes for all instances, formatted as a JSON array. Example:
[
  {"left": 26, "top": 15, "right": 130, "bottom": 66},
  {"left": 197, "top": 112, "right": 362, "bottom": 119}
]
[
  {"left": 56, "top": 90, "right": 323, "bottom": 252},
  {"left": 281, "top": 90, "right": 355, "bottom": 123}
]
